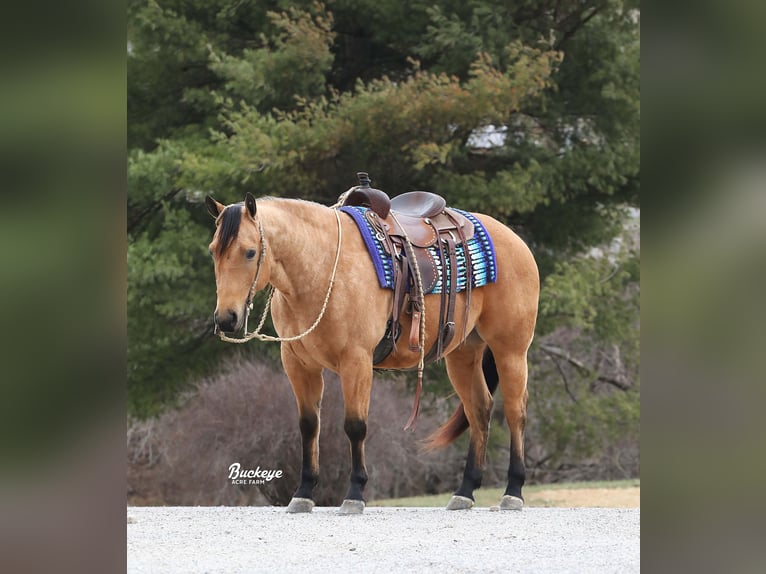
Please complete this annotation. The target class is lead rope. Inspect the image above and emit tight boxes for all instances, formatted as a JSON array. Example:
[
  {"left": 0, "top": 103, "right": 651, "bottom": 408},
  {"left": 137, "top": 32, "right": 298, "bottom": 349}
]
[
  {"left": 217, "top": 208, "right": 343, "bottom": 344},
  {"left": 390, "top": 213, "right": 426, "bottom": 431}
]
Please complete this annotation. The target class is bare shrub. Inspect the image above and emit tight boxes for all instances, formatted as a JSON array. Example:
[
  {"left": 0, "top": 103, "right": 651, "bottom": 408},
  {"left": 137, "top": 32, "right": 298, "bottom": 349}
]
[
  {"left": 129, "top": 359, "right": 467, "bottom": 506},
  {"left": 127, "top": 417, "right": 160, "bottom": 466}
]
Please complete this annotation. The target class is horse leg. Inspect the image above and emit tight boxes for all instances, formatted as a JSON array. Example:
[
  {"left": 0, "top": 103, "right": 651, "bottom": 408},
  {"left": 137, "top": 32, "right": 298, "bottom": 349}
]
[
  {"left": 444, "top": 342, "right": 492, "bottom": 510},
  {"left": 338, "top": 355, "right": 373, "bottom": 515},
  {"left": 282, "top": 348, "right": 324, "bottom": 513},
  {"left": 493, "top": 350, "right": 529, "bottom": 510}
]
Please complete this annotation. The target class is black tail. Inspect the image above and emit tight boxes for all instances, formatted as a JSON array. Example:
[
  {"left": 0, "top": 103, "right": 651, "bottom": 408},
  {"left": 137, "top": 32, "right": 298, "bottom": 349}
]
[
  {"left": 424, "top": 348, "right": 499, "bottom": 448},
  {"left": 481, "top": 347, "right": 500, "bottom": 395}
]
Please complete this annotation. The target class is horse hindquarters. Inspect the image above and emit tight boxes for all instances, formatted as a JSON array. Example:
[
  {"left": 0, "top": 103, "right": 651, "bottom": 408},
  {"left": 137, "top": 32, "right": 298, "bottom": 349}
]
[{"left": 471, "top": 215, "right": 539, "bottom": 509}]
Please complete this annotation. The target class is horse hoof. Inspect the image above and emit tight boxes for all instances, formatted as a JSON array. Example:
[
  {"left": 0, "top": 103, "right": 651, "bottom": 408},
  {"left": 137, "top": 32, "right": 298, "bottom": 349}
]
[
  {"left": 446, "top": 495, "right": 474, "bottom": 510},
  {"left": 499, "top": 495, "right": 524, "bottom": 510},
  {"left": 286, "top": 497, "right": 315, "bottom": 513},
  {"left": 338, "top": 499, "right": 365, "bottom": 515}
]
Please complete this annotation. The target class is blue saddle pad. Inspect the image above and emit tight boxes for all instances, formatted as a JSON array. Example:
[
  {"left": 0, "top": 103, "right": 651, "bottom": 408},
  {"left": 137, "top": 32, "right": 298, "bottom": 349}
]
[{"left": 339, "top": 206, "right": 497, "bottom": 294}]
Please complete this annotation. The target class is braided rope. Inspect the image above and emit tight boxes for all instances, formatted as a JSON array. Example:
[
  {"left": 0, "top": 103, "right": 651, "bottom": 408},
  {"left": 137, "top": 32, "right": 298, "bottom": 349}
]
[
  {"left": 389, "top": 213, "right": 426, "bottom": 379},
  {"left": 217, "top": 208, "right": 343, "bottom": 344}
]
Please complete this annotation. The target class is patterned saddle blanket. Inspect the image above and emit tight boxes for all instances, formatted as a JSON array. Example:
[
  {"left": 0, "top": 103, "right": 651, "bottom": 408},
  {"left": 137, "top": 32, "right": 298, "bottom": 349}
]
[{"left": 340, "top": 206, "right": 497, "bottom": 294}]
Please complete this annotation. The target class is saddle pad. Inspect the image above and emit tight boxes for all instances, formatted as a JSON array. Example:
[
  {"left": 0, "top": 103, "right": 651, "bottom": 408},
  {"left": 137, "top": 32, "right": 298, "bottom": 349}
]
[{"left": 339, "top": 206, "right": 497, "bottom": 294}]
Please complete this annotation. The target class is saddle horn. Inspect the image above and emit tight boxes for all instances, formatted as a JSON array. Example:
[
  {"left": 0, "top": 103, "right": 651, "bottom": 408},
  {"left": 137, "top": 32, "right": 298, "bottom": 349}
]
[
  {"left": 357, "top": 172, "right": 371, "bottom": 187},
  {"left": 342, "top": 172, "right": 391, "bottom": 219}
]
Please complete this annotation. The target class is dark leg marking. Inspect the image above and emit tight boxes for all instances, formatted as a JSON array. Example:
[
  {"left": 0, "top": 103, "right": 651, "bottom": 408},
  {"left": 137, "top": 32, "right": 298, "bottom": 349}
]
[
  {"left": 505, "top": 429, "right": 526, "bottom": 499},
  {"left": 454, "top": 442, "right": 484, "bottom": 501},
  {"left": 343, "top": 418, "right": 368, "bottom": 501},
  {"left": 294, "top": 414, "right": 319, "bottom": 500}
]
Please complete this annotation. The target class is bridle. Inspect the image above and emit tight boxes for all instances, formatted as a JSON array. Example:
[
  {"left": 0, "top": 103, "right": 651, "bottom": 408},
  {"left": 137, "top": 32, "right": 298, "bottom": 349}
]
[
  {"left": 215, "top": 206, "right": 343, "bottom": 344},
  {"left": 243, "top": 216, "right": 268, "bottom": 329}
]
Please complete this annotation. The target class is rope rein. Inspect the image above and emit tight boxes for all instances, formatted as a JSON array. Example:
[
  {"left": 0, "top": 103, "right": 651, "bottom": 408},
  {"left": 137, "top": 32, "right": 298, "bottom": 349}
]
[
  {"left": 389, "top": 213, "right": 427, "bottom": 430},
  {"left": 389, "top": 213, "right": 426, "bottom": 381},
  {"left": 216, "top": 208, "right": 343, "bottom": 344}
]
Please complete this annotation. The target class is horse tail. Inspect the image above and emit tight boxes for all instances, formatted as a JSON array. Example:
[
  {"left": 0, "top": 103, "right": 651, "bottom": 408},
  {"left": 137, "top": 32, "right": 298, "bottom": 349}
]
[{"left": 423, "top": 348, "right": 500, "bottom": 449}]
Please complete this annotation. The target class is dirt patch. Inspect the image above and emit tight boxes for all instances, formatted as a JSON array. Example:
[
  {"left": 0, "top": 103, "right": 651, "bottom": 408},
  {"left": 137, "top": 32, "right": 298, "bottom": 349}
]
[{"left": 528, "top": 487, "right": 639, "bottom": 508}]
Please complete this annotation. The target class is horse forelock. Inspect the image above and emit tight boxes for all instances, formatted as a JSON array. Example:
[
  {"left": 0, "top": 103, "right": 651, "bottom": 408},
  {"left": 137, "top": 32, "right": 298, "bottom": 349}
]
[{"left": 216, "top": 202, "right": 244, "bottom": 256}]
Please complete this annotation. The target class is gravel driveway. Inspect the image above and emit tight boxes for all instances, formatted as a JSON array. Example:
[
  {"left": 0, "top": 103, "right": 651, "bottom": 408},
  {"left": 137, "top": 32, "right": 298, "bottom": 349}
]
[{"left": 128, "top": 506, "right": 639, "bottom": 573}]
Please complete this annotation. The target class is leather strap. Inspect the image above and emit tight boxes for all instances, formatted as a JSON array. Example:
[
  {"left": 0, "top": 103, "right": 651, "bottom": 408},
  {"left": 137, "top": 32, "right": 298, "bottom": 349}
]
[
  {"left": 368, "top": 211, "right": 408, "bottom": 365},
  {"left": 446, "top": 210, "right": 472, "bottom": 344},
  {"left": 443, "top": 235, "right": 458, "bottom": 348},
  {"left": 421, "top": 237, "right": 458, "bottom": 364},
  {"left": 400, "top": 238, "right": 423, "bottom": 352},
  {"left": 433, "top": 226, "right": 449, "bottom": 360},
  {"left": 369, "top": 210, "right": 402, "bottom": 342},
  {"left": 403, "top": 369, "right": 423, "bottom": 431}
]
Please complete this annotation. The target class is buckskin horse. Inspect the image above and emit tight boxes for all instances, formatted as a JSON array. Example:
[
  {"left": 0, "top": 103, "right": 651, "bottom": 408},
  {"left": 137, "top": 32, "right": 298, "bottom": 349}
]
[{"left": 205, "top": 176, "right": 539, "bottom": 514}]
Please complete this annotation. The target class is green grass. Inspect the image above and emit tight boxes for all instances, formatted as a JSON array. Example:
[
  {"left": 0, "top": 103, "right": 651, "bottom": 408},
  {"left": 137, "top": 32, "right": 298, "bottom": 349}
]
[{"left": 369, "top": 479, "right": 640, "bottom": 508}]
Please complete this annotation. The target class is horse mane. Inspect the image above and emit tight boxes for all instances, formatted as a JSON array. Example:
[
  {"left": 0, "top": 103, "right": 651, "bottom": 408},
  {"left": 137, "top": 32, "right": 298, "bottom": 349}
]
[
  {"left": 216, "top": 202, "right": 244, "bottom": 255},
  {"left": 216, "top": 196, "right": 291, "bottom": 255}
]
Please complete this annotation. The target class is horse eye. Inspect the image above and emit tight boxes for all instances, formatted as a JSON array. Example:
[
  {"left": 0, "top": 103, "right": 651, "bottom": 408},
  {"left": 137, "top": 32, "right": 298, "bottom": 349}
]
[{"left": 246, "top": 249, "right": 257, "bottom": 260}]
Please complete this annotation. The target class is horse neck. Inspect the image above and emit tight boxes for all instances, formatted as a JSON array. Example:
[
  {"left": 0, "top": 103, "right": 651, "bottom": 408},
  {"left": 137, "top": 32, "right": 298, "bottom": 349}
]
[{"left": 259, "top": 199, "right": 336, "bottom": 298}]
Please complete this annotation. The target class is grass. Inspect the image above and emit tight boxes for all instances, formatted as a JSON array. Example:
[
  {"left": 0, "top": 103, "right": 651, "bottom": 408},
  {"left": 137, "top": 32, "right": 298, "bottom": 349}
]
[{"left": 369, "top": 479, "right": 640, "bottom": 508}]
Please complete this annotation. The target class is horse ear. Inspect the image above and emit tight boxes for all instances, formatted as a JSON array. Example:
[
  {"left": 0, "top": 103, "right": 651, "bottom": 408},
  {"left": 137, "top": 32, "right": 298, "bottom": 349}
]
[
  {"left": 205, "top": 195, "right": 224, "bottom": 219},
  {"left": 245, "top": 192, "right": 257, "bottom": 219}
]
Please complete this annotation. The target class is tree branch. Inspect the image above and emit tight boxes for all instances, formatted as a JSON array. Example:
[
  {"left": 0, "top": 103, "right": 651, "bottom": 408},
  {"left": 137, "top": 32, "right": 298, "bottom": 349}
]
[
  {"left": 128, "top": 187, "right": 184, "bottom": 234},
  {"left": 542, "top": 349, "right": 578, "bottom": 402},
  {"left": 539, "top": 343, "right": 632, "bottom": 391},
  {"left": 555, "top": 3, "right": 608, "bottom": 50},
  {"left": 527, "top": 451, "right": 555, "bottom": 469},
  {"left": 599, "top": 263, "right": 622, "bottom": 284}
]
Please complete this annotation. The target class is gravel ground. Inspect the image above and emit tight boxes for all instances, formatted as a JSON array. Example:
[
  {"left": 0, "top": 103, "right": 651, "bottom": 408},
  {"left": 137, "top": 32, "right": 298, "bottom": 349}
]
[{"left": 127, "top": 506, "right": 639, "bottom": 573}]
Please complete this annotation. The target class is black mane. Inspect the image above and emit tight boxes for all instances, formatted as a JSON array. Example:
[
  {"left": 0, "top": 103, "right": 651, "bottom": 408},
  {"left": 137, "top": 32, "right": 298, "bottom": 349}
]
[{"left": 216, "top": 202, "right": 243, "bottom": 255}]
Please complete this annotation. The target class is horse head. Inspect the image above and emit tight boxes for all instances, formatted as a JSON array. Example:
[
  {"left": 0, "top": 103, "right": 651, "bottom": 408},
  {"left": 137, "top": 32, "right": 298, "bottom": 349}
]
[{"left": 206, "top": 192, "right": 267, "bottom": 333}]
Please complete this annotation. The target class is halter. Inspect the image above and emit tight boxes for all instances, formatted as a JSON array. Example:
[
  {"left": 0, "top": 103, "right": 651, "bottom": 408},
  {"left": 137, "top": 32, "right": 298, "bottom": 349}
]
[
  {"left": 243, "top": 216, "right": 268, "bottom": 329},
  {"left": 216, "top": 207, "right": 343, "bottom": 344}
]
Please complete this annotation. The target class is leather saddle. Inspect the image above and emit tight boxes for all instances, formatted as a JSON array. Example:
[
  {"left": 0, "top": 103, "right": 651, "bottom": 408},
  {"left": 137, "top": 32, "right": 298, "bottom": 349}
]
[{"left": 341, "top": 172, "right": 476, "bottom": 365}]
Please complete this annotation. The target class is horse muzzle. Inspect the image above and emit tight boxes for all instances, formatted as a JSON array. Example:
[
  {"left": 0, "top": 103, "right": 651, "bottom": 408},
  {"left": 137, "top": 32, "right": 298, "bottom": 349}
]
[{"left": 214, "top": 308, "right": 241, "bottom": 334}]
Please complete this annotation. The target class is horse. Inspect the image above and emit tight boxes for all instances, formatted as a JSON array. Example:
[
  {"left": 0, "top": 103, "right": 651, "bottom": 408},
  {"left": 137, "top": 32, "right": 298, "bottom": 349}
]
[{"left": 205, "top": 190, "right": 539, "bottom": 514}]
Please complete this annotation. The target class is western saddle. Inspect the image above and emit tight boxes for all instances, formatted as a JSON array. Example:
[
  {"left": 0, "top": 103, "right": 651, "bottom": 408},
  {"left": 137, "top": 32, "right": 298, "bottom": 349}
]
[{"left": 341, "top": 172, "right": 476, "bottom": 371}]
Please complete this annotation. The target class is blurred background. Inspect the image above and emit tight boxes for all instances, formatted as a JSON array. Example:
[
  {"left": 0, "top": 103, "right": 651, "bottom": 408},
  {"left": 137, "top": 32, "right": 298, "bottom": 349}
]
[{"left": 126, "top": 0, "right": 640, "bottom": 506}]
